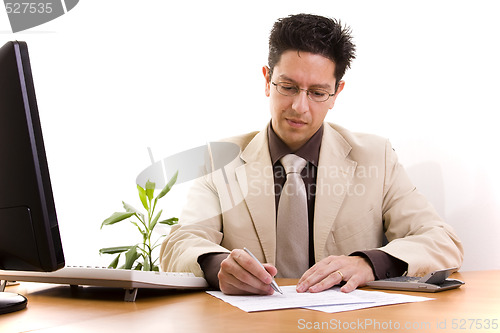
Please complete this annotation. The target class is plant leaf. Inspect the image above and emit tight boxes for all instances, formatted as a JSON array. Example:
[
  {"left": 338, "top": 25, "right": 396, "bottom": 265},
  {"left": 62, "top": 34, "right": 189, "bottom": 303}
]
[
  {"left": 149, "top": 209, "right": 163, "bottom": 230},
  {"left": 130, "top": 220, "right": 146, "bottom": 236},
  {"left": 99, "top": 246, "right": 133, "bottom": 255},
  {"left": 137, "top": 184, "right": 149, "bottom": 210},
  {"left": 159, "top": 217, "right": 179, "bottom": 225},
  {"left": 156, "top": 170, "right": 178, "bottom": 200},
  {"left": 122, "top": 201, "right": 144, "bottom": 219},
  {"left": 151, "top": 243, "right": 162, "bottom": 252},
  {"left": 143, "top": 256, "right": 151, "bottom": 271},
  {"left": 108, "top": 254, "right": 121, "bottom": 268},
  {"left": 145, "top": 180, "right": 155, "bottom": 201},
  {"left": 152, "top": 197, "right": 158, "bottom": 215},
  {"left": 101, "top": 212, "right": 135, "bottom": 229},
  {"left": 122, "top": 201, "right": 139, "bottom": 213},
  {"left": 123, "top": 246, "right": 140, "bottom": 269}
]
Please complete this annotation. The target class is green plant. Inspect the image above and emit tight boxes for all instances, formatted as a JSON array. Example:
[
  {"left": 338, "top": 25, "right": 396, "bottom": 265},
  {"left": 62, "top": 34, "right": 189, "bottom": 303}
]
[{"left": 99, "top": 172, "right": 179, "bottom": 271}]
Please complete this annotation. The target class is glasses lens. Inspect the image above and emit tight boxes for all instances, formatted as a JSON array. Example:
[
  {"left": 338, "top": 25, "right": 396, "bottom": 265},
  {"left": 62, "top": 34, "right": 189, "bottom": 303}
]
[
  {"left": 308, "top": 89, "right": 330, "bottom": 102},
  {"left": 274, "top": 82, "right": 331, "bottom": 102},
  {"left": 276, "top": 83, "right": 299, "bottom": 96}
]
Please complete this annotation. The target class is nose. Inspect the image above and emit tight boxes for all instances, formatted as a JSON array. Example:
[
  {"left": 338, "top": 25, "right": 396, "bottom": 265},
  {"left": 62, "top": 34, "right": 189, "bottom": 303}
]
[{"left": 292, "top": 89, "right": 309, "bottom": 114}]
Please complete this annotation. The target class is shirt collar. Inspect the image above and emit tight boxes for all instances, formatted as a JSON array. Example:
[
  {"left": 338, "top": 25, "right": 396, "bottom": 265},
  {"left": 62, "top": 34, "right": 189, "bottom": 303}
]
[{"left": 267, "top": 122, "right": 323, "bottom": 167}]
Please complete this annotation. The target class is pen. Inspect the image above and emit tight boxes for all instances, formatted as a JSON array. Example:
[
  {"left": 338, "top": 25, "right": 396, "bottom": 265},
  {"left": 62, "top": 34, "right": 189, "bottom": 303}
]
[{"left": 243, "top": 247, "right": 283, "bottom": 294}]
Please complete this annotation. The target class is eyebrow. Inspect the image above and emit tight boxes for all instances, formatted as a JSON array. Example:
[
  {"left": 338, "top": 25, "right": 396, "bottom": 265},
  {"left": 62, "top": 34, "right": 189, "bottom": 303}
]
[{"left": 277, "top": 74, "right": 334, "bottom": 90}]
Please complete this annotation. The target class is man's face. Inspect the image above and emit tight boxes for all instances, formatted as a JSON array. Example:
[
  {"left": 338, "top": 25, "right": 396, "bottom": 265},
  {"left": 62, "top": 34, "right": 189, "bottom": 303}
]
[{"left": 263, "top": 50, "right": 344, "bottom": 151}]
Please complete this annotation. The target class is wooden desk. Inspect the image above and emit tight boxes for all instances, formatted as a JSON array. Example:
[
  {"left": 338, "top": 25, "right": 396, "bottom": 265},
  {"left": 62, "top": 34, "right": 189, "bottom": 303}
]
[{"left": 1, "top": 271, "right": 499, "bottom": 333}]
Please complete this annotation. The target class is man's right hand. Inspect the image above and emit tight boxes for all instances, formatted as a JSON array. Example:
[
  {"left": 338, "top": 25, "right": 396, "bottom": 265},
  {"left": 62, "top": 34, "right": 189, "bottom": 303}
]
[{"left": 218, "top": 248, "right": 278, "bottom": 295}]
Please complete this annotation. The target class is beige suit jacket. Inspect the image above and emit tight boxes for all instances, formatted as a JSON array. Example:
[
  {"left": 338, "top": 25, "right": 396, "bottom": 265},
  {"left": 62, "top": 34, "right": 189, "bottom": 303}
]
[{"left": 160, "top": 123, "right": 463, "bottom": 277}]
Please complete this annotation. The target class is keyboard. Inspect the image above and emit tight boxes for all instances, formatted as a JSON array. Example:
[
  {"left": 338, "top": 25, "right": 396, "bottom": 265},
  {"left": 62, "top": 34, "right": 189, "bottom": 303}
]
[{"left": 0, "top": 266, "right": 208, "bottom": 301}]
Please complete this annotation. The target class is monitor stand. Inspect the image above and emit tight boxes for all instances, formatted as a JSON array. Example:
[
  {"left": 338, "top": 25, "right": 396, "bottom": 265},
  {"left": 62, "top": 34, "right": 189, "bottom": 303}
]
[{"left": 0, "top": 280, "right": 27, "bottom": 314}]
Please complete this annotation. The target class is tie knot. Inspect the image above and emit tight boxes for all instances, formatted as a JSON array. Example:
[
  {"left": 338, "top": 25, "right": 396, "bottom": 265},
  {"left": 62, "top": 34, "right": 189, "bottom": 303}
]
[{"left": 280, "top": 154, "right": 307, "bottom": 174}]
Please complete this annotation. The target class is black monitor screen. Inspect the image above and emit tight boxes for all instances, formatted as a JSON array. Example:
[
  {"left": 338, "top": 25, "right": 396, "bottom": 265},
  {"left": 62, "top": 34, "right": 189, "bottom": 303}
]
[{"left": 0, "top": 41, "right": 64, "bottom": 273}]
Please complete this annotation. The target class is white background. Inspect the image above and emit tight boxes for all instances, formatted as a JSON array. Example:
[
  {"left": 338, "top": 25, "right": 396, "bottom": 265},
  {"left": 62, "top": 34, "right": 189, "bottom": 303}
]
[{"left": 1, "top": 0, "right": 499, "bottom": 271}]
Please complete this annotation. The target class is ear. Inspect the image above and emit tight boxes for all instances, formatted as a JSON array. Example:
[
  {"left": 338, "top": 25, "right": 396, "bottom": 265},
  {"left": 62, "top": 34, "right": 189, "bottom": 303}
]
[
  {"left": 328, "top": 80, "right": 345, "bottom": 109},
  {"left": 262, "top": 66, "right": 271, "bottom": 97}
]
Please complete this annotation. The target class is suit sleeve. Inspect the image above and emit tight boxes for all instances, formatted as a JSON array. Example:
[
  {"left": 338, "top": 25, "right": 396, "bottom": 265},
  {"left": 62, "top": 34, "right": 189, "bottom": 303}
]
[
  {"left": 378, "top": 140, "right": 464, "bottom": 276},
  {"left": 159, "top": 171, "right": 230, "bottom": 277}
]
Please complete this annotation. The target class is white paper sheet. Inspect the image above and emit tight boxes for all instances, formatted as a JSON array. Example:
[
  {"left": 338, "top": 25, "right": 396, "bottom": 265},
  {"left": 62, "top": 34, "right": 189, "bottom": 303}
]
[
  {"left": 207, "top": 285, "right": 374, "bottom": 312},
  {"left": 305, "top": 289, "right": 433, "bottom": 313},
  {"left": 207, "top": 285, "right": 433, "bottom": 313}
]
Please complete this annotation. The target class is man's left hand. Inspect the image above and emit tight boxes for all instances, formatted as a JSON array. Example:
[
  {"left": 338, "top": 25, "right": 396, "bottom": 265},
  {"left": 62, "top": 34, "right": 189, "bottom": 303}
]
[{"left": 296, "top": 255, "right": 375, "bottom": 293}]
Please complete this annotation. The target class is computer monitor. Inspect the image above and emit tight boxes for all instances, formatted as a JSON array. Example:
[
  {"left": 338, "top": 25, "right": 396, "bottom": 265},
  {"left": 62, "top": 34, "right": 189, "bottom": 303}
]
[{"left": 0, "top": 41, "right": 65, "bottom": 314}]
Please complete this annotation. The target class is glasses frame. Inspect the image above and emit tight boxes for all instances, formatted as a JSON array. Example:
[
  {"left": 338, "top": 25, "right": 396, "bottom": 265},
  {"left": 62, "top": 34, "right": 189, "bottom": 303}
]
[{"left": 271, "top": 81, "right": 335, "bottom": 102}]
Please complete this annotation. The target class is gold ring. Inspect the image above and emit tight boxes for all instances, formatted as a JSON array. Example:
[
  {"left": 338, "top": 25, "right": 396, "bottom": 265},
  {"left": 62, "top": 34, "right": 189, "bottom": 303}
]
[{"left": 335, "top": 270, "right": 344, "bottom": 280}]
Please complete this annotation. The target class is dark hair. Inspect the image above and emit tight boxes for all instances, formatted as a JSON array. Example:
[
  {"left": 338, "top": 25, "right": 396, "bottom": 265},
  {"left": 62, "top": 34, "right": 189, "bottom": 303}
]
[{"left": 268, "top": 13, "right": 356, "bottom": 91}]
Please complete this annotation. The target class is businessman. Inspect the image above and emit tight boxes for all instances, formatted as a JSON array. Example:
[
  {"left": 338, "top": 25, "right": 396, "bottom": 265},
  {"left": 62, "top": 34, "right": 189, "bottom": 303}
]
[{"left": 160, "top": 13, "right": 463, "bottom": 295}]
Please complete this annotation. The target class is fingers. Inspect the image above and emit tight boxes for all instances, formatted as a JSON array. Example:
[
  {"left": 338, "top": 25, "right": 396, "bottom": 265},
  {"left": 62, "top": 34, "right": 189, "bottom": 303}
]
[
  {"left": 262, "top": 263, "right": 278, "bottom": 279},
  {"left": 296, "top": 256, "right": 342, "bottom": 293},
  {"left": 307, "top": 270, "right": 345, "bottom": 293},
  {"left": 218, "top": 249, "right": 276, "bottom": 295},
  {"left": 340, "top": 274, "right": 363, "bottom": 293},
  {"left": 296, "top": 255, "right": 375, "bottom": 293}
]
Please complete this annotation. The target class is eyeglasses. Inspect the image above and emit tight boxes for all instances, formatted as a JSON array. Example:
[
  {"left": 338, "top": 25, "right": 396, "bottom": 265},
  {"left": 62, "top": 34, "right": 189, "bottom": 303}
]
[{"left": 271, "top": 81, "right": 335, "bottom": 102}]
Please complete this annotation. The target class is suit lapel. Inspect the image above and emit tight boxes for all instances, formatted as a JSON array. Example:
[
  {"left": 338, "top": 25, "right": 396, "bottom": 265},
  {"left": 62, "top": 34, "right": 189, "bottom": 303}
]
[
  {"left": 313, "top": 124, "right": 357, "bottom": 262},
  {"left": 235, "top": 129, "right": 277, "bottom": 264}
]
